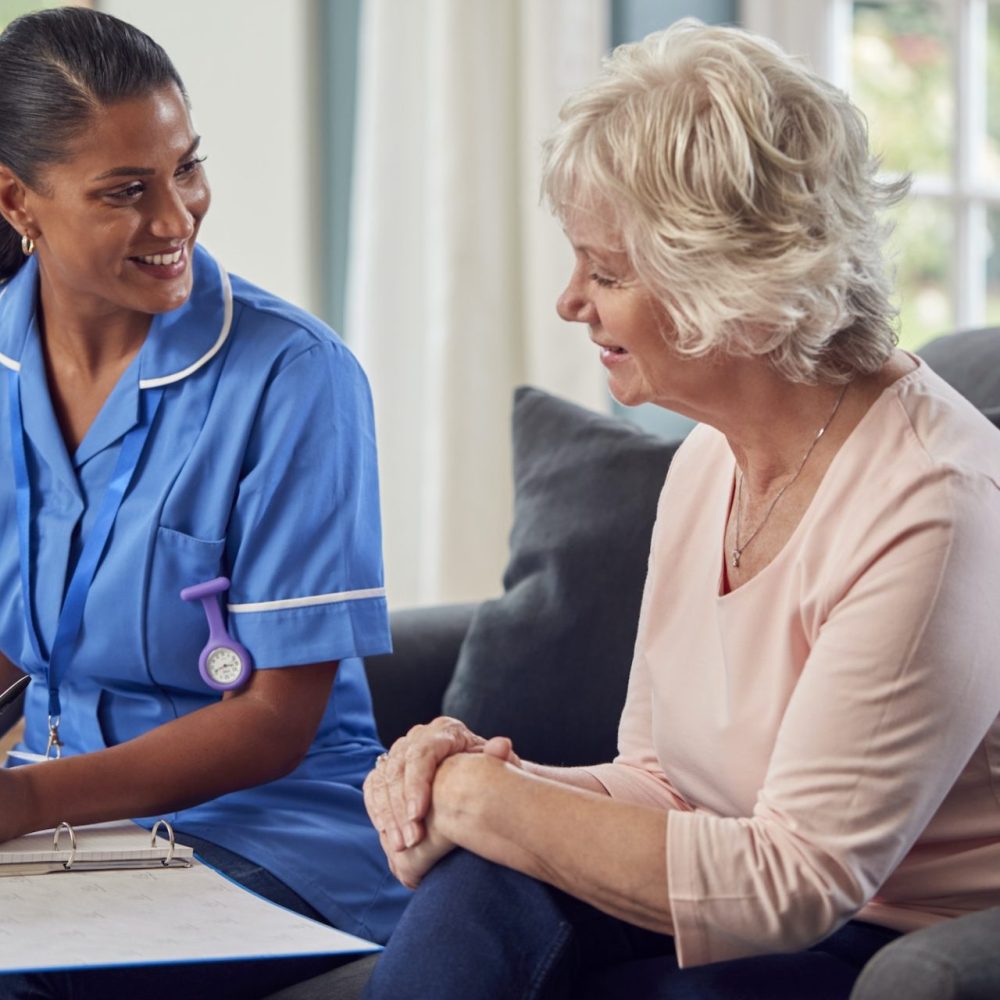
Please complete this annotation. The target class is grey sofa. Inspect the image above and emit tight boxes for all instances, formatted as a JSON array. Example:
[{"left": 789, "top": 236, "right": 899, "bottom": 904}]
[{"left": 364, "top": 327, "right": 1000, "bottom": 999}]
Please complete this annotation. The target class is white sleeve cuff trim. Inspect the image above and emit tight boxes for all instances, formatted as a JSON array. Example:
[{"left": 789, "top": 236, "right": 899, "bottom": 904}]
[{"left": 227, "top": 586, "right": 386, "bottom": 613}]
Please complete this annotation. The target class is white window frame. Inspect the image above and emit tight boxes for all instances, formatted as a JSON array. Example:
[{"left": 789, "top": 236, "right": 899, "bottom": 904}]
[{"left": 741, "top": 0, "right": 1000, "bottom": 334}]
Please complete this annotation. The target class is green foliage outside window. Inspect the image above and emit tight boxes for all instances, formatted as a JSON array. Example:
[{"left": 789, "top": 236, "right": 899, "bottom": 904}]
[{"left": 852, "top": 1, "right": 1000, "bottom": 348}]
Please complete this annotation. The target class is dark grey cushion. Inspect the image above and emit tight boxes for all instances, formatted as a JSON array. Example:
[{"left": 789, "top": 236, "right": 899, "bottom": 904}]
[
  {"left": 918, "top": 326, "right": 1000, "bottom": 409},
  {"left": 442, "top": 386, "right": 680, "bottom": 766}
]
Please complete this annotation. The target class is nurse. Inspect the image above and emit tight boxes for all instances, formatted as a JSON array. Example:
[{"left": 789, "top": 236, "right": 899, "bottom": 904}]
[{"left": 0, "top": 7, "right": 407, "bottom": 998}]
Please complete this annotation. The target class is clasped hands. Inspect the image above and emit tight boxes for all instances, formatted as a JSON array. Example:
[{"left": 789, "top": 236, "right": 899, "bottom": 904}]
[{"left": 362, "top": 716, "right": 520, "bottom": 889}]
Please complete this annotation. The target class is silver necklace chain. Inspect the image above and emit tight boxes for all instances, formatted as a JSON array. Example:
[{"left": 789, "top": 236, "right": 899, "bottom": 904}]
[{"left": 731, "top": 382, "right": 850, "bottom": 569}]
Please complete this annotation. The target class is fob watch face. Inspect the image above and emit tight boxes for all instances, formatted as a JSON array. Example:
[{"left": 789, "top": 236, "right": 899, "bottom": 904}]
[{"left": 205, "top": 646, "right": 245, "bottom": 686}]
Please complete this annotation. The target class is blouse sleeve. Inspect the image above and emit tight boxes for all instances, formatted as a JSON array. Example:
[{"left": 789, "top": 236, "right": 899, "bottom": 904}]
[
  {"left": 223, "top": 340, "right": 391, "bottom": 668},
  {"left": 667, "top": 467, "right": 1000, "bottom": 966}
]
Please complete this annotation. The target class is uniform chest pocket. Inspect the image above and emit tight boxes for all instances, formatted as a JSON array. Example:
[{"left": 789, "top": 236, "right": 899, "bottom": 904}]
[{"left": 146, "top": 526, "right": 226, "bottom": 693}]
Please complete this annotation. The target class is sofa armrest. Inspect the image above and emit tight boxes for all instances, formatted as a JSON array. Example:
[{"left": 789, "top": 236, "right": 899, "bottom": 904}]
[
  {"left": 851, "top": 908, "right": 1000, "bottom": 1000},
  {"left": 365, "top": 603, "right": 478, "bottom": 749}
]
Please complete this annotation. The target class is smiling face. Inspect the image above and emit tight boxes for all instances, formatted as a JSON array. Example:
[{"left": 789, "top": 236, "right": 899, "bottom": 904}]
[
  {"left": 557, "top": 206, "right": 686, "bottom": 409},
  {"left": 17, "top": 83, "right": 210, "bottom": 326}
]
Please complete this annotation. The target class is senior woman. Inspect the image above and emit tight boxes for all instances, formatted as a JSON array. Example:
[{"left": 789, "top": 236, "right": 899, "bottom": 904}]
[
  {"left": 362, "top": 20, "right": 1000, "bottom": 1000},
  {"left": 0, "top": 8, "right": 407, "bottom": 999}
]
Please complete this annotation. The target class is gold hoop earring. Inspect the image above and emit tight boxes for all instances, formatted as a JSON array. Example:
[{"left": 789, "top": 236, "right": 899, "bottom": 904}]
[{"left": 21, "top": 234, "right": 35, "bottom": 256}]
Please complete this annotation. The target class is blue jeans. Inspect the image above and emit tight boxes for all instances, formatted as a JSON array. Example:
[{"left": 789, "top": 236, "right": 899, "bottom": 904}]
[
  {"left": 363, "top": 849, "right": 902, "bottom": 1000},
  {"left": 0, "top": 832, "right": 360, "bottom": 1000}
]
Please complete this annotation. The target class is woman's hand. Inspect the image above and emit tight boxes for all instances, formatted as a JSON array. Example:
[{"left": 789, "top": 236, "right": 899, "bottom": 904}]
[
  {"left": 376, "top": 753, "right": 479, "bottom": 889},
  {"left": 363, "top": 716, "right": 520, "bottom": 853},
  {"left": 378, "top": 805, "right": 456, "bottom": 890}
]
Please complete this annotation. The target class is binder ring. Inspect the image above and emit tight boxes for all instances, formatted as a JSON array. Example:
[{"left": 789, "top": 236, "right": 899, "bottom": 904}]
[
  {"left": 52, "top": 821, "right": 77, "bottom": 870},
  {"left": 150, "top": 819, "right": 177, "bottom": 866}
]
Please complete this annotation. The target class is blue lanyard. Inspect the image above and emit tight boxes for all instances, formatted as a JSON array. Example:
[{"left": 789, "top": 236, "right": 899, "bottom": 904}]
[{"left": 7, "top": 369, "right": 163, "bottom": 746}]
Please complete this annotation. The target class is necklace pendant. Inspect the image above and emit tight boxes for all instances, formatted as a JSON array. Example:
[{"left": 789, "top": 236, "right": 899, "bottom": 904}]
[{"left": 731, "top": 549, "right": 741, "bottom": 568}]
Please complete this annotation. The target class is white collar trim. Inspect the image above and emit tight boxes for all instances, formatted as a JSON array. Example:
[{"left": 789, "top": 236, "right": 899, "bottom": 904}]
[
  {"left": 139, "top": 258, "right": 233, "bottom": 389},
  {"left": 0, "top": 258, "right": 233, "bottom": 385}
]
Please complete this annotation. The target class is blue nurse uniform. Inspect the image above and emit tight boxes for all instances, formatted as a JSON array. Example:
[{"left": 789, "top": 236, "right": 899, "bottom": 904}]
[{"left": 0, "top": 244, "right": 409, "bottom": 943}]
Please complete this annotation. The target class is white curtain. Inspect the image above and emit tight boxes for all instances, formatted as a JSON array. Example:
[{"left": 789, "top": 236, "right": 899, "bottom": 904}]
[
  {"left": 739, "top": 0, "right": 850, "bottom": 87},
  {"left": 348, "top": 0, "right": 609, "bottom": 607}
]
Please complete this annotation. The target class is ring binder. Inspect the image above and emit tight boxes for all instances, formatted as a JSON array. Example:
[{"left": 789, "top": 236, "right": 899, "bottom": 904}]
[
  {"left": 150, "top": 819, "right": 179, "bottom": 867},
  {"left": 1, "top": 819, "right": 194, "bottom": 875},
  {"left": 52, "top": 821, "right": 77, "bottom": 870}
]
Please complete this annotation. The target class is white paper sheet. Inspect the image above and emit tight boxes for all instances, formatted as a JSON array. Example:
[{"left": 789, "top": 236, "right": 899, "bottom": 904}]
[{"left": 0, "top": 858, "right": 380, "bottom": 972}]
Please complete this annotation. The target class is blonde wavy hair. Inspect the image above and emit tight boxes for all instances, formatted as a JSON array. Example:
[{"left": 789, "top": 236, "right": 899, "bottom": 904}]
[{"left": 541, "top": 19, "right": 909, "bottom": 384}]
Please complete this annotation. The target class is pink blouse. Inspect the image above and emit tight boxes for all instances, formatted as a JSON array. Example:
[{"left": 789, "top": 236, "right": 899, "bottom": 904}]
[{"left": 586, "top": 361, "right": 1000, "bottom": 967}]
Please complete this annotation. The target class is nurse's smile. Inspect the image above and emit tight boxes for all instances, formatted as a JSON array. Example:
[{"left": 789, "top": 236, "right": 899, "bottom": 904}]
[{"left": 128, "top": 244, "right": 188, "bottom": 280}]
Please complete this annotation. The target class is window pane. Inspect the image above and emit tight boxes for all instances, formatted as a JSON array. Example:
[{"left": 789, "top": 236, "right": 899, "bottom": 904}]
[
  {"left": 852, "top": 1, "right": 953, "bottom": 177},
  {"left": 986, "top": 2, "right": 1000, "bottom": 182},
  {"left": 987, "top": 207, "right": 1000, "bottom": 327},
  {"left": 890, "top": 197, "right": 953, "bottom": 349}
]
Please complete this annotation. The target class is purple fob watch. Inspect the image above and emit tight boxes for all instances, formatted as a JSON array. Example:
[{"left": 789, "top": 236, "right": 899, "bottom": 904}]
[{"left": 179, "top": 576, "right": 253, "bottom": 690}]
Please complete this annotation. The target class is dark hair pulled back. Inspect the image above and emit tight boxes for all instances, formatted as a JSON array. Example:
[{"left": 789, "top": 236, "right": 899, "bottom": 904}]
[{"left": 0, "top": 7, "right": 185, "bottom": 282}]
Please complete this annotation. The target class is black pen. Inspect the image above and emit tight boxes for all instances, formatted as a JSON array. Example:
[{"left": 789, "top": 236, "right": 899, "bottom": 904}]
[{"left": 0, "top": 674, "right": 30, "bottom": 715}]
